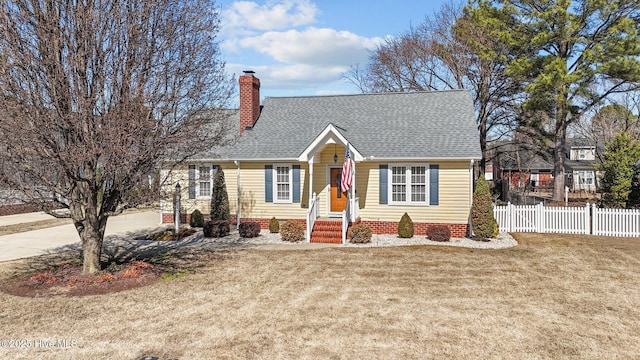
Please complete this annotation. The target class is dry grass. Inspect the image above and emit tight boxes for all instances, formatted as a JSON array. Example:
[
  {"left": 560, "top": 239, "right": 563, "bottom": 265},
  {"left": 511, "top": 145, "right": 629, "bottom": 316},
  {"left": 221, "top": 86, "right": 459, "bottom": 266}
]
[
  {"left": 0, "top": 218, "right": 72, "bottom": 236},
  {"left": 1, "top": 233, "right": 640, "bottom": 359}
]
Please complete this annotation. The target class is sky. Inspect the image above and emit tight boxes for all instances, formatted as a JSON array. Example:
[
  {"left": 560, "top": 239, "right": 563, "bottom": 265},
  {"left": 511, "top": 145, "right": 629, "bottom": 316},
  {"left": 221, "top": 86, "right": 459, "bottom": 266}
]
[{"left": 215, "top": 0, "right": 451, "bottom": 103}]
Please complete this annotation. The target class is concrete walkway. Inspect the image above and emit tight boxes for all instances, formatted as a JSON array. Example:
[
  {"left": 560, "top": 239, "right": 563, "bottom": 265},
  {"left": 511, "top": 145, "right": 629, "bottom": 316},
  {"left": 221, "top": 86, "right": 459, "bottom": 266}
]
[{"left": 0, "top": 210, "right": 163, "bottom": 262}]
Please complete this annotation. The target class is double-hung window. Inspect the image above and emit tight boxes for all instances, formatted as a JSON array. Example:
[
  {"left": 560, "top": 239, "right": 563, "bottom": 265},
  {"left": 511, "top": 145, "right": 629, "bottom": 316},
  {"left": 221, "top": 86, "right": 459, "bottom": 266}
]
[
  {"left": 389, "top": 164, "right": 428, "bottom": 205},
  {"left": 274, "top": 164, "right": 292, "bottom": 203},
  {"left": 198, "top": 166, "right": 212, "bottom": 197}
]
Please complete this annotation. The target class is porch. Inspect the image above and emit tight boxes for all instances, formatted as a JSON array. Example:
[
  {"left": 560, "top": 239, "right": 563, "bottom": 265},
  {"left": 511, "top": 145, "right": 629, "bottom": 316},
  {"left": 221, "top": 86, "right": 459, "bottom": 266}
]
[{"left": 297, "top": 126, "right": 363, "bottom": 244}]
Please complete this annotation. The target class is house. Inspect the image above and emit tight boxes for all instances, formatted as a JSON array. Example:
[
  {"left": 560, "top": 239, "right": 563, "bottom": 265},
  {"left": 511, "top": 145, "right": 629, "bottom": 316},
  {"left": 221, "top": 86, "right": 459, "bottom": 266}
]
[
  {"left": 487, "top": 137, "right": 599, "bottom": 196},
  {"left": 565, "top": 138, "right": 598, "bottom": 193},
  {"left": 161, "top": 72, "right": 482, "bottom": 242}
]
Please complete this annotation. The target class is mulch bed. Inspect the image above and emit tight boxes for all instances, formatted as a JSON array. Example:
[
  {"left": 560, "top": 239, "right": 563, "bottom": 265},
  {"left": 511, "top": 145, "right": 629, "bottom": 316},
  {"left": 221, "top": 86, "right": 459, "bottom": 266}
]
[{"left": 3, "top": 261, "right": 166, "bottom": 298}]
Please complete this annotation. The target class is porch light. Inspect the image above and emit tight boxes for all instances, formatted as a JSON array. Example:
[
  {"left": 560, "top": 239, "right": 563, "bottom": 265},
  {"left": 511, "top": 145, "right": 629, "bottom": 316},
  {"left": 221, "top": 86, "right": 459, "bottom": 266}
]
[{"left": 333, "top": 144, "right": 338, "bottom": 163}]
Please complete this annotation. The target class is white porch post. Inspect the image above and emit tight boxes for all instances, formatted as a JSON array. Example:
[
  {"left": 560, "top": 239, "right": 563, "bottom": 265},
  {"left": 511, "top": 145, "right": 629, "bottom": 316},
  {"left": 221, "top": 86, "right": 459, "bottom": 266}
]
[
  {"left": 235, "top": 161, "right": 241, "bottom": 227},
  {"left": 350, "top": 160, "right": 356, "bottom": 219},
  {"left": 308, "top": 156, "right": 314, "bottom": 201}
]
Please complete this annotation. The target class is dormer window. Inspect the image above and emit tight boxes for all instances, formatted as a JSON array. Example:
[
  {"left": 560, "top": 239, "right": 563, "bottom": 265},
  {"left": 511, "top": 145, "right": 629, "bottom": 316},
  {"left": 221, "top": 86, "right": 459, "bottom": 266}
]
[{"left": 578, "top": 149, "right": 586, "bottom": 159}]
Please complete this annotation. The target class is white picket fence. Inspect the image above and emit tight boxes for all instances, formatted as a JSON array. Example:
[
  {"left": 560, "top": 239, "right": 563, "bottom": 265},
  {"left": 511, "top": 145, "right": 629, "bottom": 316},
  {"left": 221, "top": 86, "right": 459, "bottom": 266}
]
[{"left": 494, "top": 203, "right": 640, "bottom": 237}]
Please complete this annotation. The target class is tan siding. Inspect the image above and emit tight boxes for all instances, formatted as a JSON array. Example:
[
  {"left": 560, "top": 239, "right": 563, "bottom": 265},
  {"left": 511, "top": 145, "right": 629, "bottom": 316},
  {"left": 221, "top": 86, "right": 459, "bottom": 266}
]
[
  {"left": 236, "top": 162, "right": 307, "bottom": 220},
  {"left": 162, "top": 155, "right": 473, "bottom": 225},
  {"left": 160, "top": 162, "right": 237, "bottom": 216},
  {"left": 358, "top": 161, "right": 472, "bottom": 224}
]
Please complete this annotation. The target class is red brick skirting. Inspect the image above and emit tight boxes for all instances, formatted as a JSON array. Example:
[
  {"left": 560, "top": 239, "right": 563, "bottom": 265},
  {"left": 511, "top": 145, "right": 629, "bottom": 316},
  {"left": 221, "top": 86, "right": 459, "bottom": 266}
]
[
  {"left": 161, "top": 213, "right": 468, "bottom": 236},
  {"left": 0, "top": 203, "right": 63, "bottom": 216},
  {"left": 360, "top": 220, "right": 469, "bottom": 238},
  {"left": 239, "top": 218, "right": 306, "bottom": 229}
]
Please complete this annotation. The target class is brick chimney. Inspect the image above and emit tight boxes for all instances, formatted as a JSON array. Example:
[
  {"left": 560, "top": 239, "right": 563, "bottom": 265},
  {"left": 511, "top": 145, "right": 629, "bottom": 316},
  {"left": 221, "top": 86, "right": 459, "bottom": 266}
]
[{"left": 239, "top": 70, "right": 261, "bottom": 135}]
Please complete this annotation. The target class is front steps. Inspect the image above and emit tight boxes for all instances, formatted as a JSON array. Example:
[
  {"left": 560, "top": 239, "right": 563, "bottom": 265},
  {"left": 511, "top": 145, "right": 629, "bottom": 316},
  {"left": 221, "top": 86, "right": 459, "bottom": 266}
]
[{"left": 310, "top": 220, "right": 342, "bottom": 243}]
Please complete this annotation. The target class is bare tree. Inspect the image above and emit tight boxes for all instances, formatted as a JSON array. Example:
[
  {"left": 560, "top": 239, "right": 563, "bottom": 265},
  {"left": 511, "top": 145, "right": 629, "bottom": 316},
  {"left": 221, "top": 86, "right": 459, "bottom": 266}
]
[
  {"left": 573, "top": 99, "right": 640, "bottom": 161},
  {"left": 0, "top": 0, "right": 234, "bottom": 274},
  {"left": 344, "top": 1, "right": 522, "bottom": 173}
]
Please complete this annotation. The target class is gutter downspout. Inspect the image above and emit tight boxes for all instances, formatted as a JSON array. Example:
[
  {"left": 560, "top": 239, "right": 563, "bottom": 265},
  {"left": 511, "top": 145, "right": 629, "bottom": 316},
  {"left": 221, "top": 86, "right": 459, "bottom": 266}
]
[
  {"left": 234, "top": 161, "right": 241, "bottom": 227},
  {"left": 469, "top": 159, "right": 475, "bottom": 237}
]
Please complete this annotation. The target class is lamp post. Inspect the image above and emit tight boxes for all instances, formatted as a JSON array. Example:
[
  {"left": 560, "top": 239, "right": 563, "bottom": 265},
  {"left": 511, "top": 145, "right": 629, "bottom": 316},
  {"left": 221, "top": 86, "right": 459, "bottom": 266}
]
[{"left": 174, "top": 182, "right": 181, "bottom": 233}]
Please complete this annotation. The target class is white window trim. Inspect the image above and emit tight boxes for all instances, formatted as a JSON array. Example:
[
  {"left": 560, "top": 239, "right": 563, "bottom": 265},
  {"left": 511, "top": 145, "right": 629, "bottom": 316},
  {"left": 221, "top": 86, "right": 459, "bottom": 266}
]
[
  {"left": 388, "top": 163, "right": 429, "bottom": 206},
  {"left": 273, "top": 163, "right": 293, "bottom": 204},
  {"left": 195, "top": 164, "right": 215, "bottom": 199},
  {"left": 578, "top": 149, "right": 586, "bottom": 159}
]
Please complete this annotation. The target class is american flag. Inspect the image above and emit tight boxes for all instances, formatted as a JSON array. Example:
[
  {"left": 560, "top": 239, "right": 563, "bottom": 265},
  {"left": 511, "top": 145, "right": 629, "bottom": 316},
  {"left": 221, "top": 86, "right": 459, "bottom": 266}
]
[{"left": 341, "top": 144, "right": 353, "bottom": 192}]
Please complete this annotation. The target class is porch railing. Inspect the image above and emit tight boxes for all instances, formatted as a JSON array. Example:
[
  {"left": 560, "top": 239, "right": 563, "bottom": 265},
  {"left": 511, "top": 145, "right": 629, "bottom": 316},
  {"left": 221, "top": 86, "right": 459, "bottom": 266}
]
[{"left": 306, "top": 192, "right": 319, "bottom": 242}]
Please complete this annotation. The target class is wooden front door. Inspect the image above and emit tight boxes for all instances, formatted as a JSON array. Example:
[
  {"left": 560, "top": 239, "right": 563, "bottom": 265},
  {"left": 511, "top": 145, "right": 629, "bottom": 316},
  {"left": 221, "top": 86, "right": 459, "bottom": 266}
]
[{"left": 330, "top": 167, "right": 347, "bottom": 213}]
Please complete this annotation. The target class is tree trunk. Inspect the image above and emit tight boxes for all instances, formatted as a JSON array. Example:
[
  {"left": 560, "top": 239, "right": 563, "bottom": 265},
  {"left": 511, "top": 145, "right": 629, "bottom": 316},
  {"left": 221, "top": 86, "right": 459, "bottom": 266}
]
[
  {"left": 73, "top": 209, "right": 108, "bottom": 275},
  {"left": 80, "top": 228, "right": 103, "bottom": 275},
  {"left": 552, "top": 121, "right": 568, "bottom": 201}
]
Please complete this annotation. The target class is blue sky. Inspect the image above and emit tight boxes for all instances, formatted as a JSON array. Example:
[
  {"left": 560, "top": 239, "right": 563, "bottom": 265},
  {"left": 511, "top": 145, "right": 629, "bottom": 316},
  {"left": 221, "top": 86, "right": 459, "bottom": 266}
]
[{"left": 216, "top": 0, "right": 451, "bottom": 102}]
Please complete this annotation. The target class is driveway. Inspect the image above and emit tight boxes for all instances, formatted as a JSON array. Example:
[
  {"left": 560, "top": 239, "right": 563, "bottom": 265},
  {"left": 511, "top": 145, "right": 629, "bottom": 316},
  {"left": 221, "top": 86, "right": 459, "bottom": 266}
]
[{"left": 0, "top": 210, "right": 164, "bottom": 262}]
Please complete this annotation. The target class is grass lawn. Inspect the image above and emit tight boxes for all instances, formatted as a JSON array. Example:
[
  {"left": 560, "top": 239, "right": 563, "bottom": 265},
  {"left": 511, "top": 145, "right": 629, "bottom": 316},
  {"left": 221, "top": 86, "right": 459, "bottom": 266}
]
[{"left": 1, "top": 233, "right": 639, "bottom": 359}]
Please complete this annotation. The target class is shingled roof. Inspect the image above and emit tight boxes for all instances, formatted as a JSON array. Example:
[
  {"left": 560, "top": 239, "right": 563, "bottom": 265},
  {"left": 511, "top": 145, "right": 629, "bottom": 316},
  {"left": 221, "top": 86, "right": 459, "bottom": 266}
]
[{"left": 228, "top": 90, "right": 481, "bottom": 161}]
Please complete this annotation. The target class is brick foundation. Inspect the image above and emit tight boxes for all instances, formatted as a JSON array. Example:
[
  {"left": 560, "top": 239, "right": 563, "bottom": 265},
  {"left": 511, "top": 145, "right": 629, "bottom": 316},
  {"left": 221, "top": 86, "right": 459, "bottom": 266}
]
[
  {"left": 162, "top": 213, "right": 190, "bottom": 224},
  {"left": 161, "top": 213, "right": 468, "bottom": 237},
  {"left": 0, "top": 203, "right": 63, "bottom": 216},
  {"left": 239, "top": 218, "right": 306, "bottom": 229},
  {"left": 360, "top": 220, "right": 469, "bottom": 238}
]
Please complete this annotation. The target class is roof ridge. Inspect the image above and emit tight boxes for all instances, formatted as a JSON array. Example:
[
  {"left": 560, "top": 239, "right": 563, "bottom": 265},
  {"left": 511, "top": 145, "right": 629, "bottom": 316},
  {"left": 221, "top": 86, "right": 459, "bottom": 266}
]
[{"left": 264, "top": 89, "right": 469, "bottom": 100}]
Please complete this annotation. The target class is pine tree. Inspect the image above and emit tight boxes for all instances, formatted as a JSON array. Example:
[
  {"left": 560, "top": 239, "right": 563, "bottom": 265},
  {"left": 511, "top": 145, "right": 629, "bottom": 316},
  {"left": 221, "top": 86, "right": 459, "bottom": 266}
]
[
  {"left": 468, "top": 0, "right": 640, "bottom": 201},
  {"left": 628, "top": 166, "right": 640, "bottom": 209},
  {"left": 597, "top": 132, "right": 640, "bottom": 208},
  {"left": 471, "top": 176, "right": 498, "bottom": 238},
  {"left": 210, "top": 168, "right": 230, "bottom": 220}
]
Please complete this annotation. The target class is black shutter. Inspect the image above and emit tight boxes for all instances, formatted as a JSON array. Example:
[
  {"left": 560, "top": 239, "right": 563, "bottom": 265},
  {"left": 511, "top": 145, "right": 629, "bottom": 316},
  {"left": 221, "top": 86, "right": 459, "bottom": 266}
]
[
  {"left": 429, "top": 164, "right": 439, "bottom": 205},
  {"left": 265, "top": 165, "right": 273, "bottom": 202},
  {"left": 292, "top": 165, "right": 301, "bottom": 203},
  {"left": 379, "top": 165, "right": 388, "bottom": 204},
  {"left": 188, "top": 165, "right": 196, "bottom": 199}
]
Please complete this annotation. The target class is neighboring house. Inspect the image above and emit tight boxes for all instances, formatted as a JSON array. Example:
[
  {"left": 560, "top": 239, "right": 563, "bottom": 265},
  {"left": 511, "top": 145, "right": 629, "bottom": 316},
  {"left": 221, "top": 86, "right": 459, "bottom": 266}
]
[
  {"left": 488, "top": 138, "right": 599, "bottom": 194},
  {"left": 487, "top": 142, "right": 553, "bottom": 191},
  {"left": 565, "top": 138, "right": 598, "bottom": 193},
  {"left": 161, "top": 72, "right": 482, "bottom": 242}
]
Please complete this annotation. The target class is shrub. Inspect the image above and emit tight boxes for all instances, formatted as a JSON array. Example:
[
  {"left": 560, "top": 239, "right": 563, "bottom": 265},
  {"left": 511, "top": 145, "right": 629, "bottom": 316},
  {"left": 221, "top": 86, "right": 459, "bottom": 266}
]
[
  {"left": 203, "top": 220, "right": 230, "bottom": 238},
  {"left": 210, "top": 169, "right": 230, "bottom": 220},
  {"left": 471, "top": 176, "right": 498, "bottom": 238},
  {"left": 269, "top": 217, "right": 280, "bottom": 233},
  {"left": 239, "top": 222, "right": 261, "bottom": 238},
  {"left": 398, "top": 212, "right": 414, "bottom": 238},
  {"left": 189, "top": 209, "right": 204, "bottom": 228},
  {"left": 280, "top": 220, "right": 305, "bottom": 242},
  {"left": 348, "top": 224, "right": 372, "bottom": 244},
  {"left": 427, "top": 225, "right": 451, "bottom": 242}
]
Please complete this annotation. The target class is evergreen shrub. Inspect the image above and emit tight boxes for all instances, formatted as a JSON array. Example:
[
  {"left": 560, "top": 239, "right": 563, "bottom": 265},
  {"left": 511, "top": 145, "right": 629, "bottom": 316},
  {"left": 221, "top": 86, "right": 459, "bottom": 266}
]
[{"left": 398, "top": 212, "right": 414, "bottom": 238}]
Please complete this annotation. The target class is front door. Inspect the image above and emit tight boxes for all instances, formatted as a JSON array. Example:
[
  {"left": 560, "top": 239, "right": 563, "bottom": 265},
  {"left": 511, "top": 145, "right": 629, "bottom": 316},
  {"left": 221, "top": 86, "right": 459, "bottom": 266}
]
[{"left": 330, "top": 167, "right": 348, "bottom": 213}]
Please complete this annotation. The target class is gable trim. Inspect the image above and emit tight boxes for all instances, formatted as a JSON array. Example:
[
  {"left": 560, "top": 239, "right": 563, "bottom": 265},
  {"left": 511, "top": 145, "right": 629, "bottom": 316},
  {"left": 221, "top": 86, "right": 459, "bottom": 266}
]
[{"left": 297, "top": 123, "right": 364, "bottom": 162}]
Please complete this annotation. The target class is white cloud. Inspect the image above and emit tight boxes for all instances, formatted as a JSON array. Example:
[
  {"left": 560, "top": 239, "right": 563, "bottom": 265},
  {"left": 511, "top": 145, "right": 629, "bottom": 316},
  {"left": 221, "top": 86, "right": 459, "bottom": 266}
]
[
  {"left": 227, "top": 63, "right": 347, "bottom": 89},
  {"left": 237, "top": 27, "right": 383, "bottom": 67},
  {"left": 220, "top": 1, "right": 385, "bottom": 94},
  {"left": 222, "top": 0, "right": 318, "bottom": 33}
]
